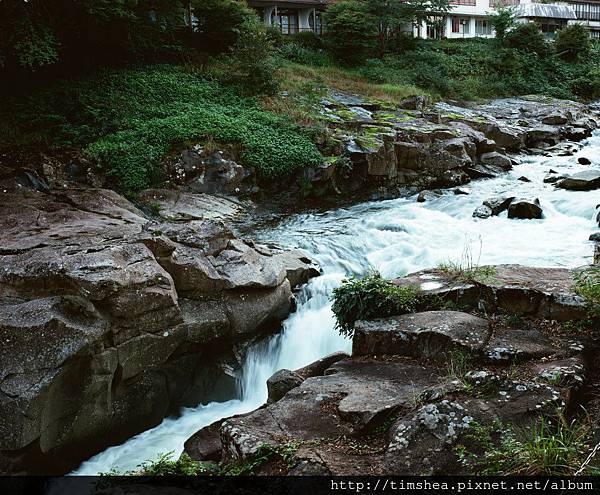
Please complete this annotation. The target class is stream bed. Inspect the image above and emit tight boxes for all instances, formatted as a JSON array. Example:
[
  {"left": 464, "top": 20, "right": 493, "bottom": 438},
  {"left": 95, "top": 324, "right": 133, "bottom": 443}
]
[{"left": 74, "top": 131, "right": 600, "bottom": 475}]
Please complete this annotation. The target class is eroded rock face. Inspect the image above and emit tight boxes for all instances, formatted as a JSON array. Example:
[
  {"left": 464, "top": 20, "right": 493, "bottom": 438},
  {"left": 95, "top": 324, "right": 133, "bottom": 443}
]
[
  {"left": 0, "top": 183, "right": 319, "bottom": 474},
  {"left": 555, "top": 170, "right": 600, "bottom": 191},
  {"left": 352, "top": 311, "right": 490, "bottom": 359}
]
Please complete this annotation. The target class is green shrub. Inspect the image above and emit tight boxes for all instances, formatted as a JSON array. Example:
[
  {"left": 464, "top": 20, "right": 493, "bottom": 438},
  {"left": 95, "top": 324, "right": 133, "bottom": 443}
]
[
  {"left": 331, "top": 272, "right": 418, "bottom": 336},
  {"left": 505, "top": 23, "right": 550, "bottom": 56},
  {"left": 138, "top": 451, "right": 210, "bottom": 476},
  {"left": 572, "top": 67, "right": 600, "bottom": 100},
  {"left": 573, "top": 266, "right": 600, "bottom": 320},
  {"left": 488, "top": 7, "right": 516, "bottom": 41},
  {"left": 555, "top": 24, "right": 592, "bottom": 62},
  {"left": 291, "top": 31, "right": 324, "bottom": 50}
]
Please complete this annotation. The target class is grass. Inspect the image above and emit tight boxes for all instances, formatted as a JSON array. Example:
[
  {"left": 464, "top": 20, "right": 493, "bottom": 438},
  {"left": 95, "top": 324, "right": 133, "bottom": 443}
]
[
  {"left": 437, "top": 262, "right": 497, "bottom": 285},
  {"left": 331, "top": 271, "right": 419, "bottom": 337},
  {"left": 573, "top": 266, "right": 600, "bottom": 321},
  {"left": 455, "top": 413, "right": 600, "bottom": 475},
  {"left": 0, "top": 64, "right": 323, "bottom": 194}
]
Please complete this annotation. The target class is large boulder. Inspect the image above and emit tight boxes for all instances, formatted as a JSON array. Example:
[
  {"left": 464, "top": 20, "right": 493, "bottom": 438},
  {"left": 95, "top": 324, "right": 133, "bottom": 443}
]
[
  {"left": 0, "top": 183, "right": 319, "bottom": 474},
  {"left": 555, "top": 170, "right": 600, "bottom": 191},
  {"left": 353, "top": 311, "right": 491, "bottom": 359},
  {"left": 479, "top": 152, "right": 512, "bottom": 171},
  {"left": 507, "top": 198, "right": 543, "bottom": 219},
  {"left": 267, "top": 369, "right": 305, "bottom": 402}
]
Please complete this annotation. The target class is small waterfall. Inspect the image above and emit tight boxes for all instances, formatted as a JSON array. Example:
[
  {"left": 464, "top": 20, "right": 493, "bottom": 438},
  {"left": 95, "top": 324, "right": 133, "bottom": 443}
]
[{"left": 74, "top": 131, "right": 600, "bottom": 475}]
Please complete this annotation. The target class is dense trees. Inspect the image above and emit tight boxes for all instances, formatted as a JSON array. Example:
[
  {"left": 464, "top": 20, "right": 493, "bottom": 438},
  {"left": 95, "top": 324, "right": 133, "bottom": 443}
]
[
  {"left": 324, "top": 0, "right": 451, "bottom": 63},
  {"left": 555, "top": 23, "right": 592, "bottom": 61}
]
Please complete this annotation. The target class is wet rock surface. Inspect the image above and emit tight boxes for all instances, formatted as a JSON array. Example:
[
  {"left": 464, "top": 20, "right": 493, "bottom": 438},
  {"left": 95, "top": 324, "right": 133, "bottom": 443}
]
[
  {"left": 0, "top": 180, "right": 319, "bottom": 474},
  {"left": 186, "top": 262, "right": 591, "bottom": 475}
]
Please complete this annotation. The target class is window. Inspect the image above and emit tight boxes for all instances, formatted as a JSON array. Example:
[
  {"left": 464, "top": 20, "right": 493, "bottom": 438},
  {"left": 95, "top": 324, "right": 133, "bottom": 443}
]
[
  {"left": 271, "top": 10, "right": 299, "bottom": 35},
  {"left": 452, "top": 17, "right": 460, "bottom": 33},
  {"left": 475, "top": 19, "right": 493, "bottom": 35},
  {"left": 309, "top": 12, "right": 324, "bottom": 35},
  {"left": 573, "top": 2, "right": 600, "bottom": 21},
  {"left": 451, "top": 0, "right": 476, "bottom": 5},
  {"left": 463, "top": 19, "right": 470, "bottom": 34}
]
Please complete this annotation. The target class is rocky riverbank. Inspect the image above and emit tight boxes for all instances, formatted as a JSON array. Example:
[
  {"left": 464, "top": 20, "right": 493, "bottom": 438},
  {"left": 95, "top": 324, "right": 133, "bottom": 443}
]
[
  {"left": 183, "top": 264, "right": 599, "bottom": 475},
  {"left": 1, "top": 94, "right": 598, "bottom": 475},
  {"left": 0, "top": 180, "right": 319, "bottom": 474}
]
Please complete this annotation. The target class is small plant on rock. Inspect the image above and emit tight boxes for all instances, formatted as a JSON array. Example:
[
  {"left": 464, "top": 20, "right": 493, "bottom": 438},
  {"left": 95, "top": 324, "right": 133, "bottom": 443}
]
[{"left": 331, "top": 271, "right": 418, "bottom": 337}]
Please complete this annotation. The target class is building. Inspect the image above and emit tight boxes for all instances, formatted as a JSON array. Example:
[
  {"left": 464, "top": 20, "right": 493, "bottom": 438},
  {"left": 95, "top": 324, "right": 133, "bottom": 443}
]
[
  {"left": 247, "top": 0, "right": 333, "bottom": 35},
  {"left": 242, "top": 0, "right": 599, "bottom": 39}
]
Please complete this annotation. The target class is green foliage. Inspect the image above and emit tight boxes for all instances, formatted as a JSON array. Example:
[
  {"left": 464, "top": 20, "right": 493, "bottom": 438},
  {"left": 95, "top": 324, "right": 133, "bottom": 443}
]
[
  {"left": 505, "top": 23, "right": 550, "bottom": 56},
  {"left": 572, "top": 67, "right": 600, "bottom": 101},
  {"left": 437, "top": 262, "right": 497, "bottom": 284},
  {"left": 191, "top": 0, "right": 256, "bottom": 54},
  {"left": 324, "top": 1, "right": 376, "bottom": 64},
  {"left": 331, "top": 272, "right": 418, "bottom": 336},
  {"left": 220, "top": 443, "right": 299, "bottom": 475},
  {"left": 456, "top": 414, "right": 598, "bottom": 475},
  {"left": 555, "top": 24, "right": 592, "bottom": 62},
  {"left": 291, "top": 32, "right": 325, "bottom": 51},
  {"left": 223, "top": 20, "right": 279, "bottom": 95},
  {"left": 487, "top": 7, "right": 516, "bottom": 41},
  {"left": 137, "top": 452, "right": 210, "bottom": 476},
  {"left": 573, "top": 266, "right": 600, "bottom": 320},
  {"left": 1, "top": 65, "right": 322, "bottom": 193},
  {"left": 354, "top": 38, "right": 597, "bottom": 100}
]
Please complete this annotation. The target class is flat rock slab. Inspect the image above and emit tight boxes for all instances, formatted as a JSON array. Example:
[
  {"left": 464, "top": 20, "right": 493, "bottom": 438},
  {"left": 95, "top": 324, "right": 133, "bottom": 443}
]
[
  {"left": 393, "top": 265, "right": 586, "bottom": 321},
  {"left": 220, "top": 358, "right": 442, "bottom": 461},
  {"left": 353, "top": 311, "right": 491, "bottom": 359},
  {"left": 484, "top": 327, "right": 559, "bottom": 363},
  {"left": 556, "top": 170, "right": 600, "bottom": 191}
]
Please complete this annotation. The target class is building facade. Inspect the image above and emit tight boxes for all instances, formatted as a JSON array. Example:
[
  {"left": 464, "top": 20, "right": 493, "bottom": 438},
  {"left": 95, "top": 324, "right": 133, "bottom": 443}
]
[
  {"left": 244, "top": 0, "right": 599, "bottom": 39},
  {"left": 247, "top": 0, "right": 331, "bottom": 35}
]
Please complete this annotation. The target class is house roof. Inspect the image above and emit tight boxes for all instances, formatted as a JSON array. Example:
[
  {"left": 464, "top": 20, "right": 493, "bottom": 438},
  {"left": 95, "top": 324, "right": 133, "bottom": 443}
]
[
  {"left": 515, "top": 3, "right": 577, "bottom": 20},
  {"left": 247, "top": 1, "right": 335, "bottom": 6}
]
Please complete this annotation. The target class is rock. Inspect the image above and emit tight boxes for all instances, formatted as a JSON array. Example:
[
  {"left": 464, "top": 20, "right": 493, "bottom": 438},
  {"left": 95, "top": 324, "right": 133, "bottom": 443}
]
[
  {"left": 543, "top": 174, "right": 564, "bottom": 184},
  {"left": 479, "top": 152, "right": 512, "bottom": 171},
  {"left": 138, "top": 189, "right": 242, "bottom": 221},
  {"left": 578, "top": 157, "right": 592, "bottom": 165},
  {"left": 393, "top": 265, "right": 587, "bottom": 321},
  {"left": 542, "top": 114, "right": 569, "bottom": 125},
  {"left": 220, "top": 358, "right": 442, "bottom": 463},
  {"left": 416, "top": 190, "right": 440, "bottom": 203},
  {"left": 352, "top": 311, "right": 491, "bottom": 359},
  {"left": 267, "top": 369, "right": 305, "bottom": 402},
  {"left": 399, "top": 95, "right": 430, "bottom": 111},
  {"left": 524, "top": 125, "right": 560, "bottom": 147},
  {"left": 518, "top": 176, "right": 531, "bottom": 183},
  {"left": 483, "top": 196, "right": 514, "bottom": 215},
  {"left": 556, "top": 170, "right": 600, "bottom": 191},
  {"left": 590, "top": 233, "right": 600, "bottom": 242},
  {"left": 472, "top": 205, "right": 492, "bottom": 219},
  {"left": 184, "top": 419, "right": 226, "bottom": 462},
  {"left": 485, "top": 327, "right": 559, "bottom": 363},
  {"left": 295, "top": 351, "right": 350, "bottom": 379},
  {"left": 453, "top": 187, "right": 470, "bottom": 195},
  {"left": 465, "top": 164, "right": 502, "bottom": 179},
  {"left": 384, "top": 381, "right": 561, "bottom": 474},
  {"left": 0, "top": 184, "right": 319, "bottom": 474},
  {"left": 507, "top": 198, "right": 543, "bottom": 219}
]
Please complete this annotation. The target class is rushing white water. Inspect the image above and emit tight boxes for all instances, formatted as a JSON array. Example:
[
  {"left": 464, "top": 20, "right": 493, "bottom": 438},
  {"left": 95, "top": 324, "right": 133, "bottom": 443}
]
[{"left": 74, "top": 131, "right": 600, "bottom": 475}]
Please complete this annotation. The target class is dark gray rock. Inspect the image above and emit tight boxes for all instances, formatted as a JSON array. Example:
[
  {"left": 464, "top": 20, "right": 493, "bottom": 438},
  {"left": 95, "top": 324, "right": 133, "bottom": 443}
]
[
  {"left": 267, "top": 369, "right": 305, "bottom": 402},
  {"left": 578, "top": 157, "right": 592, "bottom": 165},
  {"left": 507, "top": 198, "right": 543, "bottom": 219},
  {"left": 556, "top": 170, "right": 600, "bottom": 191},
  {"left": 479, "top": 152, "right": 512, "bottom": 171},
  {"left": 353, "top": 311, "right": 491, "bottom": 359},
  {"left": 483, "top": 196, "right": 515, "bottom": 216}
]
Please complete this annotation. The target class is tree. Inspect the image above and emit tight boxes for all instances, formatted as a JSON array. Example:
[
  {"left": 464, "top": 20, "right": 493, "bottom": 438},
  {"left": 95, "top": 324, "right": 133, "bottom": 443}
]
[
  {"left": 191, "top": 0, "right": 256, "bottom": 54},
  {"left": 555, "top": 24, "right": 592, "bottom": 62},
  {"left": 325, "top": 0, "right": 451, "bottom": 62},
  {"left": 488, "top": 6, "right": 516, "bottom": 41},
  {"left": 324, "top": 1, "right": 376, "bottom": 64},
  {"left": 505, "top": 23, "right": 550, "bottom": 56}
]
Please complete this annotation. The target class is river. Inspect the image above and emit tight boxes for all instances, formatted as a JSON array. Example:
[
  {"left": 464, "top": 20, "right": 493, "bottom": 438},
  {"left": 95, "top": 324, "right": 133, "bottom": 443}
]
[{"left": 73, "top": 131, "right": 600, "bottom": 475}]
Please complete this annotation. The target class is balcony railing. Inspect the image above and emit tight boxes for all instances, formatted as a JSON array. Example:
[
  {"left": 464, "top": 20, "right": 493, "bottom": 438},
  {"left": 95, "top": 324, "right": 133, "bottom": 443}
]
[{"left": 451, "top": 0, "right": 476, "bottom": 6}]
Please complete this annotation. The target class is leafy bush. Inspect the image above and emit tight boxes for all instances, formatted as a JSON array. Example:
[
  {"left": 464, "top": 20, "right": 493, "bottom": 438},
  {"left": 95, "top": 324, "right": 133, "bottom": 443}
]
[
  {"left": 224, "top": 20, "right": 279, "bottom": 95},
  {"left": 487, "top": 7, "right": 516, "bottom": 41},
  {"left": 555, "top": 24, "right": 592, "bottom": 62},
  {"left": 137, "top": 452, "right": 209, "bottom": 476},
  {"left": 505, "top": 23, "right": 550, "bottom": 56},
  {"left": 331, "top": 272, "right": 418, "bottom": 336},
  {"left": 291, "top": 31, "right": 324, "bottom": 50},
  {"left": 573, "top": 266, "right": 600, "bottom": 320},
  {"left": 572, "top": 67, "right": 600, "bottom": 101}
]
